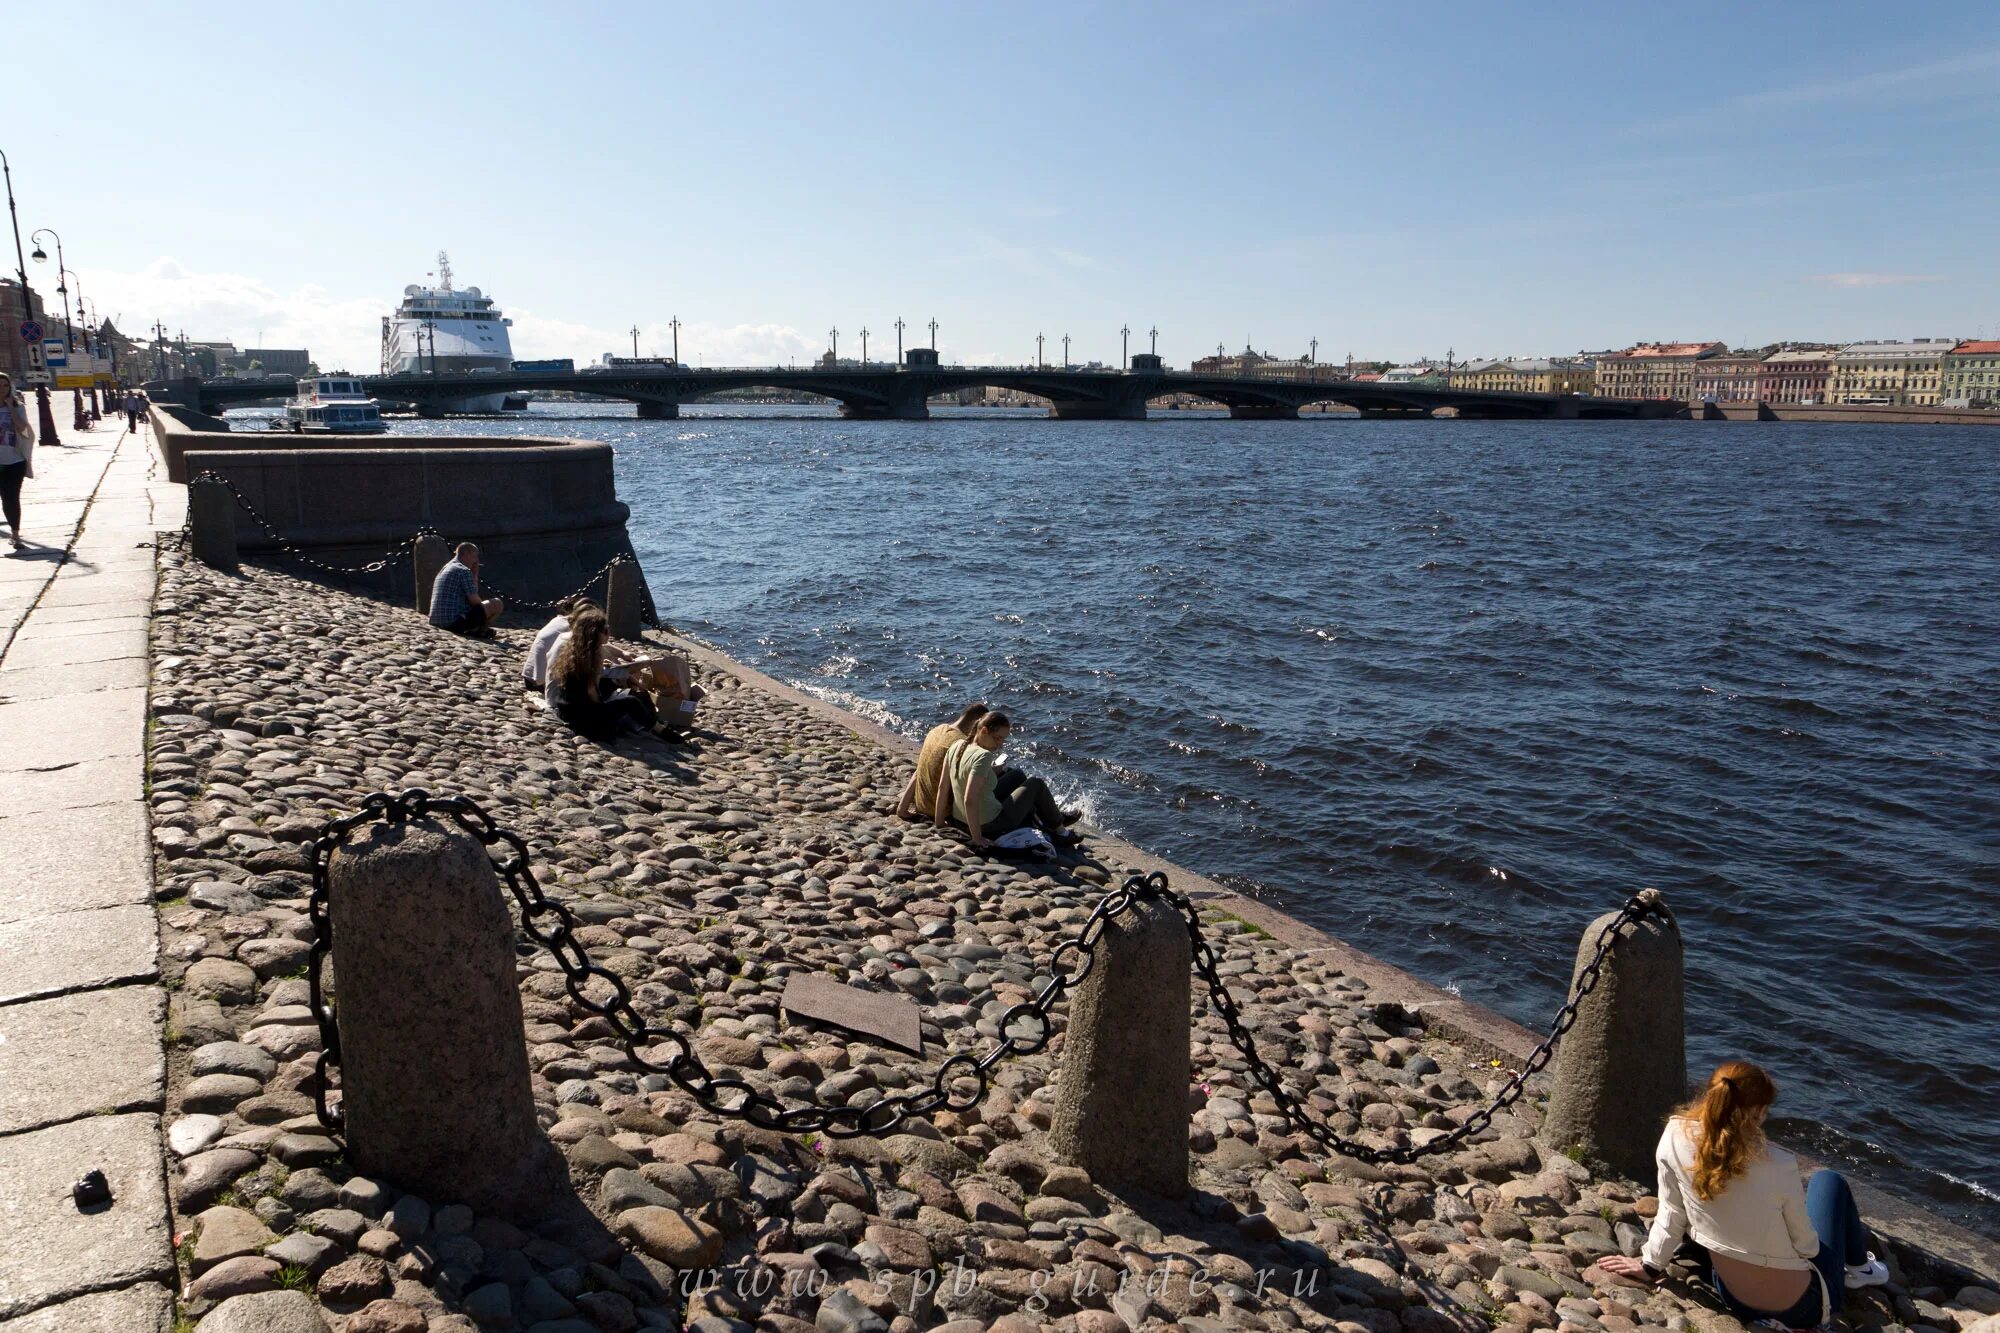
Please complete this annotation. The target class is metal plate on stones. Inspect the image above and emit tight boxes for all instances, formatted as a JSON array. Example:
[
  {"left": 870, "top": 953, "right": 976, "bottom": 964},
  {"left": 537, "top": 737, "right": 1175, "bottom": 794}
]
[{"left": 780, "top": 974, "right": 924, "bottom": 1055}]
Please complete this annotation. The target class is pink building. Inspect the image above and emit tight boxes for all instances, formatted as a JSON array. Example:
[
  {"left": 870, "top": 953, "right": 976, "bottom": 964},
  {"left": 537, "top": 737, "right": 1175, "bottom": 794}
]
[{"left": 1756, "top": 349, "right": 1835, "bottom": 404}]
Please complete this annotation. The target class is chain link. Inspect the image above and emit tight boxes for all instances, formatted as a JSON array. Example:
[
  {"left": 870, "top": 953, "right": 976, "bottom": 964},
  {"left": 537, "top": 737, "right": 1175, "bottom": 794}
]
[
  {"left": 189, "top": 472, "right": 659, "bottom": 627},
  {"left": 307, "top": 791, "right": 1138, "bottom": 1138},
  {"left": 307, "top": 791, "right": 1667, "bottom": 1162},
  {"left": 1148, "top": 875, "right": 1676, "bottom": 1164},
  {"left": 189, "top": 471, "right": 420, "bottom": 577}
]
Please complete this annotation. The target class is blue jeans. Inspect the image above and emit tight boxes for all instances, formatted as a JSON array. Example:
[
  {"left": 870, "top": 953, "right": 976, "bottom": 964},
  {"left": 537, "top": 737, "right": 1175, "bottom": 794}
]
[{"left": 1712, "top": 1170, "right": 1868, "bottom": 1328}]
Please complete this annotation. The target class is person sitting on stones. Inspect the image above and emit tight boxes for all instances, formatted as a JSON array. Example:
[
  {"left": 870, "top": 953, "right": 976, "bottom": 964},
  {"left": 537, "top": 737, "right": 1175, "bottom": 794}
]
[
  {"left": 897, "top": 701, "right": 987, "bottom": 819},
  {"left": 936, "top": 711, "right": 1081, "bottom": 849},
  {"left": 544, "top": 606, "right": 658, "bottom": 740},
  {"left": 524, "top": 596, "right": 595, "bottom": 691},
  {"left": 427, "top": 542, "right": 503, "bottom": 636},
  {"left": 1601, "top": 1060, "right": 1889, "bottom": 1328},
  {"left": 524, "top": 596, "right": 705, "bottom": 723}
]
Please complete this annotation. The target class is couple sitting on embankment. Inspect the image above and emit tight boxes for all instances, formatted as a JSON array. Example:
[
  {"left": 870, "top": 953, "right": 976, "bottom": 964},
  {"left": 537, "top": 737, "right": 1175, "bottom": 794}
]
[{"left": 898, "top": 702, "right": 1082, "bottom": 853}]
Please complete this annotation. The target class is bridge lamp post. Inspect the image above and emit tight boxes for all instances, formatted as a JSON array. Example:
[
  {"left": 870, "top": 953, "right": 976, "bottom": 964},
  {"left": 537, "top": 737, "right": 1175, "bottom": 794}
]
[
  {"left": 1121, "top": 324, "right": 1130, "bottom": 370},
  {"left": 1036, "top": 333, "right": 1044, "bottom": 369},
  {"left": 894, "top": 317, "right": 904, "bottom": 367},
  {"left": 928, "top": 318, "right": 938, "bottom": 358},
  {"left": 1149, "top": 325, "right": 1158, "bottom": 356},
  {"left": 1062, "top": 333, "right": 1070, "bottom": 370},
  {"left": 829, "top": 326, "right": 838, "bottom": 363},
  {"left": 860, "top": 326, "right": 869, "bottom": 366},
  {"left": 670, "top": 317, "right": 680, "bottom": 364},
  {"left": 629, "top": 324, "right": 640, "bottom": 358}
]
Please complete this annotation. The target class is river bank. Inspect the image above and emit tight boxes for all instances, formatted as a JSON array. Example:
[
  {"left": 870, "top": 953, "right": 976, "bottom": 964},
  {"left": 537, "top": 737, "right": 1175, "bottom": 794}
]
[{"left": 142, "top": 534, "right": 1998, "bottom": 1332}]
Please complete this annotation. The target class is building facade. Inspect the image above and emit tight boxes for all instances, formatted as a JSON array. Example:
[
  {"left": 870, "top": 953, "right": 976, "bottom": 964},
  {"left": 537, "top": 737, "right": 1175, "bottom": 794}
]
[
  {"left": 1829, "top": 340, "right": 1954, "bottom": 405},
  {"left": 1591, "top": 341, "right": 1727, "bottom": 399},
  {"left": 0, "top": 281, "right": 49, "bottom": 385},
  {"left": 1451, "top": 358, "right": 1594, "bottom": 394},
  {"left": 1940, "top": 341, "right": 2000, "bottom": 407},
  {"left": 1691, "top": 355, "right": 1765, "bottom": 403},
  {"left": 1755, "top": 349, "right": 1835, "bottom": 404}
]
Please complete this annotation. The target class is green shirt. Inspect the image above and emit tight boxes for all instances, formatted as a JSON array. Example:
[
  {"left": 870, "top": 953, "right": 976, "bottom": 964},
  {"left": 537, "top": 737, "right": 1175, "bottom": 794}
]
[{"left": 948, "top": 739, "right": 1002, "bottom": 827}]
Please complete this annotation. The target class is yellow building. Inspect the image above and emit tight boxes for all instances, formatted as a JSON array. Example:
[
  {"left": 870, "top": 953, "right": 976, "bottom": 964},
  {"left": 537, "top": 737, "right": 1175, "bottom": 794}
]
[
  {"left": 1592, "top": 342, "right": 1726, "bottom": 399},
  {"left": 1829, "top": 340, "right": 1955, "bottom": 405},
  {"left": 1449, "top": 358, "right": 1594, "bottom": 394}
]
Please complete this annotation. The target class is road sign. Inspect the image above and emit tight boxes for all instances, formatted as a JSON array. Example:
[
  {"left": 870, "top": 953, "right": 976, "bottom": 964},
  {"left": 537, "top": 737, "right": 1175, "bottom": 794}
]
[
  {"left": 19, "top": 320, "right": 42, "bottom": 342},
  {"left": 43, "top": 339, "right": 67, "bottom": 369}
]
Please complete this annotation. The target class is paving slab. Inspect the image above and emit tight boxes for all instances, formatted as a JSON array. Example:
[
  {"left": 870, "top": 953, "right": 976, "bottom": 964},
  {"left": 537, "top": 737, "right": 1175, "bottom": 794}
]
[
  {"left": 17, "top": 600, "right": 152, "bottom": 627},
  {"left": 4, "top": 614, "right": 148, "bottom": 642},
  {"left": 33, "top": 571, "right": 157, "bottom": 610},
  {"left": 0, "top": 753, "right": 146, "bottom": 817},
  {"left": 781, "top": 972, "right": 925, "bottom": 1054},
  {"left": 0, "top": 626, "right": 147, "bottom": 671},
  {"left": 0, "top": 687, "right": 146, "bottom": 771},
  {"left": 0, "top": 903, "right": 160, "bottom": 1007},
  {"left": 0, "top": 1282, "right": 175, "bottom": 1333},
  {"left": 0, "top": 801, "right": 153, "bottom": 925},
  {"left": 0, "top": 1113, "right": 175, "bottom": 1319},
  {"left": 0, "top": 656, "right": 149, "bottom": 702},
  {"left": 0, "top": 985, "right": 166, "bottom": 1133}
]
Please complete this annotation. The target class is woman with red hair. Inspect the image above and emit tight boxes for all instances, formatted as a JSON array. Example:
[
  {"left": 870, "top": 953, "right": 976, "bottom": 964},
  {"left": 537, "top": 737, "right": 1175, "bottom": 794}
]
[{"left": 1601, "top": 1061, "right": 1888, "bottom": 1330}]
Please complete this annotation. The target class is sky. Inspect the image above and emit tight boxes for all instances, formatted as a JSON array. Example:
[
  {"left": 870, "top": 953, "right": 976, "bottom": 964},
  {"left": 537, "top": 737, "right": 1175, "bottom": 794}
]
[{"left": 9, "top": 1, "right": 1999, "bottom": 372}]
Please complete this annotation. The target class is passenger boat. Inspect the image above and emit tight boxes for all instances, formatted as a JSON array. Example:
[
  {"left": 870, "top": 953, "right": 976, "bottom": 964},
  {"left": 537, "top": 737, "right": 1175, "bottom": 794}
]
[{"left": 284, "top": 376, "right": 387, "bottom": 433}]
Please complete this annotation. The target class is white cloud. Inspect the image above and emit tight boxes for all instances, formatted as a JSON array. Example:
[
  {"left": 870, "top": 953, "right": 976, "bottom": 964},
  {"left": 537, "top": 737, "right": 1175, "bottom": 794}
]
[
  {"left": 1742, "top": 48, "right": 2000, "bottom": 110},
  {"left": 1804, "top": 273, "right": 1945, "bottom": 288},
  {"left": 76, "top": 258, "right": 827, "bottom": 371}
]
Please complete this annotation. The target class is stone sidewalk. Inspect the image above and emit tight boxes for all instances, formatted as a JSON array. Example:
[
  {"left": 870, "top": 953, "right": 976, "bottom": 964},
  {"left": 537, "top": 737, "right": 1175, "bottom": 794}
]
[{"left": 0, "top": 419, "right": 182, "bottom": 1331}]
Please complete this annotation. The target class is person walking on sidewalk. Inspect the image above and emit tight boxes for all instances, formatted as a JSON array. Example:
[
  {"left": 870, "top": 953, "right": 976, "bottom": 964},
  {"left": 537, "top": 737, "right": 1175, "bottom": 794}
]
[
  {"left": 0, "top": 374, "right": 38, "bottom": 551},
  {"left": 123, "top": 390, "right": 141, "bottom": 431}
]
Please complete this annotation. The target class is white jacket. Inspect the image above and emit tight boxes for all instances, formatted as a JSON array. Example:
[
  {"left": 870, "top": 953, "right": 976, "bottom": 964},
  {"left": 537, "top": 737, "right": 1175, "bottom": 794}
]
[{"left": 1641, "top": 1118, "right": 1820, "bottom": 1271}]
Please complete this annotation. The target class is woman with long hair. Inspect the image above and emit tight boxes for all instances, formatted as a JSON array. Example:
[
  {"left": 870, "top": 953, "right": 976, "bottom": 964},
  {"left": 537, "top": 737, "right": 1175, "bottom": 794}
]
[
  {"left": 544, "top": 606, "right": 657, "bottom": 740},
  {"left": 0, "top": 373, "right": 36, "bottom": 551},
  {"left": 1601, "top": 1062, "right": 1888, "bottom": 1330}
]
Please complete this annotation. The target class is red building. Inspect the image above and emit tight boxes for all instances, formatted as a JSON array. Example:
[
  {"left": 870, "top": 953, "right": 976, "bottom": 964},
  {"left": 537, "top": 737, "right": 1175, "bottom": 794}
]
[{"left": 1756, "top": 349, "right": 1835, "bottom": 404}]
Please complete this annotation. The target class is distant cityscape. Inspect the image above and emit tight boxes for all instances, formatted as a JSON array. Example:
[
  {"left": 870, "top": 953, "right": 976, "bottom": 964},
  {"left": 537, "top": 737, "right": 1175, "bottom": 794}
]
[{"left": 4, "top": 275, "right": 1994, "bottom": 410}]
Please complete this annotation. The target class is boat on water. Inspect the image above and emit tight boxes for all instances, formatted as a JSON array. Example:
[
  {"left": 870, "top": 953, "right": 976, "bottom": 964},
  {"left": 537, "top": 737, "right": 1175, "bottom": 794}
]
[
  {"left": 284, "top": 376, "right": 386, "bottom": 433},
  {"left": 380, "top": 251, "right": 516, "bottom": 412}
]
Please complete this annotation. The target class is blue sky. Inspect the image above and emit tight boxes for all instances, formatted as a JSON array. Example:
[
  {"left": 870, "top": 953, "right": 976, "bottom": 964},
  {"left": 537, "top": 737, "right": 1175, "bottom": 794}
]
[{"left": 12, "top": 2, "right": 1999, "bottom": 370}]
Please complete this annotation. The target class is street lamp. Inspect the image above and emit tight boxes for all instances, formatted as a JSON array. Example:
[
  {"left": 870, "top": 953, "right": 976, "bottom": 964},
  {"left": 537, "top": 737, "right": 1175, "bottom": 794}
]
[
  {"left": 669, "top": 317, "right": 681, "bottom": 364},
  {"left": 829, "top": 326, "right": 839, "bottom": 363},
  {"left": 1121, "top": 324, "right": 1130, "bottom": 370},
  {"left": 1062, "top": 333, "right": 1070, "bottom": 369},
  {"left": 860, "top": 326, "right": 869, "bottom": 366},
  {"left": 1036, "top": 333, "right": 1044, "bottom": 369},
  {"left": 3, "top": 148, "right": 60, "bottom": 447},
  {"left": 894, "top": 317, "right": 905, "bottom": 366},
  {"left": 29, "top": 228, "right": 74, "bottom": 352}
]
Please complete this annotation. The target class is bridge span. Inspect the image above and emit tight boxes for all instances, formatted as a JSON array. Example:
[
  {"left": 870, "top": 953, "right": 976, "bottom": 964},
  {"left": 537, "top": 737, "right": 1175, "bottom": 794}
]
[{"left": 152, "top": 364, "right": 1683, "bottom": 422}]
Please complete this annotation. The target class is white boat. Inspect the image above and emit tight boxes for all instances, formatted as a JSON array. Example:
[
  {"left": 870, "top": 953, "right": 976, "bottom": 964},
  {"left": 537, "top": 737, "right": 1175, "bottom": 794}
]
[
  {"left": 284, "top": 376, "right": 386, "bottom": 433},
  {"left": 379, "top": 251, "right": 516, "bottom": 412}
]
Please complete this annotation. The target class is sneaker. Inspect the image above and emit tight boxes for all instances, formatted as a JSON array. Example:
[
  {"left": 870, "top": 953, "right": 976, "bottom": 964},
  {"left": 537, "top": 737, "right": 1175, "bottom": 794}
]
[{"left": 1845, "top": 1253, "right": 1890, "bottom": 1289}]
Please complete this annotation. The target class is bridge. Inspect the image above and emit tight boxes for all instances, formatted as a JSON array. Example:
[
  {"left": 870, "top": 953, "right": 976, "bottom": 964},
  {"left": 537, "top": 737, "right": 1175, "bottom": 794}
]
[{"left": 152, "top": 362, "right": 1683, "bottom": 422}]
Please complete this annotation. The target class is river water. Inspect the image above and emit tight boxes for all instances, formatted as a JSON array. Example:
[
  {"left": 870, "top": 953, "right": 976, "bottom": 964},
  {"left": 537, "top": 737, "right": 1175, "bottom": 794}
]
[{"left": 364, "top": 401, "right": 1997, "bottom": 1234}]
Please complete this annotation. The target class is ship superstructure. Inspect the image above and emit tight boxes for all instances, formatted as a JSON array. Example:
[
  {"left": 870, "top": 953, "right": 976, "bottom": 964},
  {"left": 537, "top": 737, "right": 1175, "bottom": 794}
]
[{"left": 380, "top": 251, "right": 516, "bottom": 412}]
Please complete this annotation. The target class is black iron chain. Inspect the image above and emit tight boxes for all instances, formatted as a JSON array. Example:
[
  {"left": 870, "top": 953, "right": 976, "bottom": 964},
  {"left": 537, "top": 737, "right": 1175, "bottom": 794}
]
[
  {"left": 307, "top": 792, "right": 1667, "bottom": 1160},
  {"left": 306, "top": 791, "right": 1140, "bottom": 1138},
  {"left": 188, "top": 472, "right": 659, "bottom": 627},
  {"left": 1154, "top": 876, "right": 1676, "bottom": 1164},
  {"left": 188, "top": 471, "right": 423, "bottom": 577}
]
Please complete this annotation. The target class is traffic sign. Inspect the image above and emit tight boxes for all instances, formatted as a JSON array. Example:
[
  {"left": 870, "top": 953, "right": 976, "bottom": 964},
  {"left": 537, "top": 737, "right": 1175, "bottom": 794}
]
[{"left": 19, "top": 320, "right": 42, "bottom": 342}]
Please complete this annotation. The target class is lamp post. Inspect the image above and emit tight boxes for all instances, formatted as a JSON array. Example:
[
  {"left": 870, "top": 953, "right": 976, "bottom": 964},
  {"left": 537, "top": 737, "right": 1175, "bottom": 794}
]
[
  {"left": 1121, "top": 324, "right": 1130, "bottom": 370},
  {"left": 928, "top": 318, "right": 938, "bottom": 358},
  {"left": 1062, "top": 333, "right": 1070, "bottom": 369},
  {"left": 28, "top": 228, "right": 73, "bottom": 352},
  {"left": 829, "top": 326, "right": 839, "bottom": 363},
  {"left": 629, "top": 324, "right": 639, "bottom": 359},
  {"left": 1036, "top": 333, "right": 1044, "bottom": 369},
  {"left": 3, "top": 152, "right": 59, "bottom": 447},
  {"left": 860, "top": 326, "right": 869, "bottom": 366},
  {"left": 1149, "top": 325, "right": 1158, "bottom": 356},
  {"left": 669, "top": 317, "right": 680, "bottom": 364},
  {"left": 894, "top": 317, "right": 905, "bottom": 366}
]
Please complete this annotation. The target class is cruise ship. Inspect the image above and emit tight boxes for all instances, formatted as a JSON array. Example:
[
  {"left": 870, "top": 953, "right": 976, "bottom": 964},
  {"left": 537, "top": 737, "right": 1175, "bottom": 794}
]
[{"left": 379, "top": 252, "right": 516, "bottom": 412}]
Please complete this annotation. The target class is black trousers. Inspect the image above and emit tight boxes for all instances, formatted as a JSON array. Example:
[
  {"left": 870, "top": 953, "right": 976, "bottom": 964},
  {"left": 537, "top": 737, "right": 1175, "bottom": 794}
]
[{"left": 0, "top": 461, "right": 24, "bottom": 534}]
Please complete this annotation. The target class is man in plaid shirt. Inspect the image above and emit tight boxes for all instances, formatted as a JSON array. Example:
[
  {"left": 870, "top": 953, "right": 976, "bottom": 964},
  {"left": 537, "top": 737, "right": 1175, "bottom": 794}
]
[{"left": 428, "top": 542, "right": 504, "bottom": 634}]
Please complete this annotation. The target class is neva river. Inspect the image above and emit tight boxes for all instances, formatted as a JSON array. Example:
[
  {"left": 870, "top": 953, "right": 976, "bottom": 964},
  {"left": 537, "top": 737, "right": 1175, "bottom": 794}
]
[{"left": 371, "top": 401, "right": 1997, "bottom": 1233}]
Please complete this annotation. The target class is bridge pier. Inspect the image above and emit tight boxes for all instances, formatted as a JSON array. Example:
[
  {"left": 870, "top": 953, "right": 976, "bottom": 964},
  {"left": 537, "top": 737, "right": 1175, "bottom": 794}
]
[
  {"left": 634, "top": 400, "right": 679, "bottom": 420},
  {"left": 416, "top": 403, "right": 446, "bottom": 420},
  {"left": 1048, "top": 399, "right": 1147, "bottom": 421},
  {"left": 1228, "top": 404, "right": 1299, "bottom": 420}
]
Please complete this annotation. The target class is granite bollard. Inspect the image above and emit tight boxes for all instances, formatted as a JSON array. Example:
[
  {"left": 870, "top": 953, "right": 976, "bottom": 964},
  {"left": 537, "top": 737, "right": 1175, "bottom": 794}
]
[
  {"left": 412, "top": 533, "right": 450, "bottom": 615},
  {"left": 1049, "top": 895, "right": 1191, "bottom": 1198},
  {"left": 188, "top": 477, "right": 239, "bottom": 572},
  {"left": 327, "top": 817, "right": 567, "bottom": 1218},
  {"left": 1542, "top": 889, "right": 1685, "bottom": 1182},
  {"left": 606, "top": 557, "right": 643, "bottom": 640}
]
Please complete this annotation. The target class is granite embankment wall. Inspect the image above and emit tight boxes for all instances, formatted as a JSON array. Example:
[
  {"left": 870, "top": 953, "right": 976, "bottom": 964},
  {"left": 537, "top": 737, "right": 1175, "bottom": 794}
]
[
  {"left": 1694, "top": 401, "right": 2000, "bottom": 425},
  {"left": 151, "top": 407, "right": 647, "bottom": 608}
]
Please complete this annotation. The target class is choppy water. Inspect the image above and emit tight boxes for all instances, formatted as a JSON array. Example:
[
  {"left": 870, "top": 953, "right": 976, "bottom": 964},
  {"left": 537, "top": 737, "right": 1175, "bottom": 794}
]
[{"left": 359, "top": 401, "right": 1998, "bottom": 1234}]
